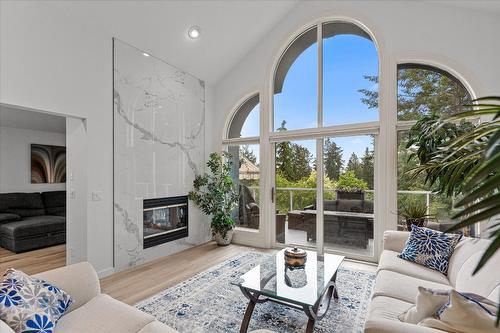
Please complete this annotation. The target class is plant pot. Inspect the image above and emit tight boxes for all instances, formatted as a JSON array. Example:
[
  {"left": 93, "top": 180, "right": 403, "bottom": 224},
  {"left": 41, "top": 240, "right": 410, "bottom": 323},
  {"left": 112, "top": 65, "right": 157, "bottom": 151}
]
[
  {"left": 214, "top": 229, "right": 234, "bottom": 246},
  {"left": 405, "top": 218, "right": 426, "bottom": 231},
  {"left": 336, "top": 190, "right": 365, "bottom": 200}
]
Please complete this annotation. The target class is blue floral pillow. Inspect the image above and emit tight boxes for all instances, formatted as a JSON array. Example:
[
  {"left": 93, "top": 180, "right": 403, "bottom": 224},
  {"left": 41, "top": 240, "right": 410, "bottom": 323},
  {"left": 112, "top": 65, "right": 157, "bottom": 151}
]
[
  {"left": 0, "top": 268, "right": 73, "bottom": 333},
  {"left": 398, "top": 225, "right": 462, "bottom": 275}
]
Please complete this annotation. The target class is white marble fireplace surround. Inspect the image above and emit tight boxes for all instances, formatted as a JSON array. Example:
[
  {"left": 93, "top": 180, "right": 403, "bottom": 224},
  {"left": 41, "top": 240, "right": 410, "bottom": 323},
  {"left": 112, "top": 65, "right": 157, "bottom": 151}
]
[{"left": 113, "top": 39, "right": 210, "bottom": 271}]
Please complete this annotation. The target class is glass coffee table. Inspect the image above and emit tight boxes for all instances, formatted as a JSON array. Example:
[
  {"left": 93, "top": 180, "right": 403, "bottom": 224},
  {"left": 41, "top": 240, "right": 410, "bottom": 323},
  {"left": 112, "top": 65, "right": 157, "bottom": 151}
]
[{"left": 232, "top": 249, "right": 344, "bottom": 333}]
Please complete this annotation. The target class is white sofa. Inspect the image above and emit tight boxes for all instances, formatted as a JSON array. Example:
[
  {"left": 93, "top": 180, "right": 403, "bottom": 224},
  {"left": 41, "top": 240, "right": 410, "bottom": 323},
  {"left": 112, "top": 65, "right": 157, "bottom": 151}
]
[
  {"left": 0, "top": 262, "right": 177, "bottom": 333},
  {"left": 364, "top": 230, "right": 500, "bottom": 333}
]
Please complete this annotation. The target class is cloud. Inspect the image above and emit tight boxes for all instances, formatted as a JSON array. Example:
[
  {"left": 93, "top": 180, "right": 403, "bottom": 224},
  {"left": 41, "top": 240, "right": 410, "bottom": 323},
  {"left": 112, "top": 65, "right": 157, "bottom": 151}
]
[{"left": 351, "top": 138, "right": 363, "bottom": 144}]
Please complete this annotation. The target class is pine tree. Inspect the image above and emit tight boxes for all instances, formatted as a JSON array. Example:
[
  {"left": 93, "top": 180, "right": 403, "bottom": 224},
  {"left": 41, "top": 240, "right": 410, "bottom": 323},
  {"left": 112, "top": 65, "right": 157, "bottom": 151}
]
[
  {"left": 359, "top": 147, "right": 374, "bottom": 189},
  {"left": 359, "top": 68, "right": 471, "bottom": 120},
  {"left": 275, "top": 120, "right": 294, "bottom": 180},
  {"left": 324, "top": 139, "right": 343, "bottom": 181},
  {"left": 346, "top": 153, "right": 362, "bottom": 179},
  {"left": 275, "top": 120, "right": 312, "bottom": 182}
]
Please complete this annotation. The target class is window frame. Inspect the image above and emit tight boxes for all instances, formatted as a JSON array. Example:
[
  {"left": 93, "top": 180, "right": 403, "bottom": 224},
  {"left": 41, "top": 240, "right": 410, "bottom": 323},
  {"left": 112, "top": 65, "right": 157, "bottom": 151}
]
[{"left": 223, "top": 92, "right": 264, "bottom": 245}]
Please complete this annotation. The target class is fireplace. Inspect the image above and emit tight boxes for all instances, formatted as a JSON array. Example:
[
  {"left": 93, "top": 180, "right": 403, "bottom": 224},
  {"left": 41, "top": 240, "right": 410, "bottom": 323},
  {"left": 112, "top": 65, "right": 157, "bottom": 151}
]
[{"left": 143, "top": 196, "right": 188, "bottom": 249}]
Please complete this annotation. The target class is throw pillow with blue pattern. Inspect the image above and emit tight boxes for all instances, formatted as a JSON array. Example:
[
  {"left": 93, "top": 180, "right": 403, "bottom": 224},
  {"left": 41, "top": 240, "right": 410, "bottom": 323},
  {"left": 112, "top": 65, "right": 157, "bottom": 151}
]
[
  {"left": 398, "top": 225, "right": 462, "bottom": 275},
  {"left": 0, "top": 268, "right": 73, "bottom": 333}
]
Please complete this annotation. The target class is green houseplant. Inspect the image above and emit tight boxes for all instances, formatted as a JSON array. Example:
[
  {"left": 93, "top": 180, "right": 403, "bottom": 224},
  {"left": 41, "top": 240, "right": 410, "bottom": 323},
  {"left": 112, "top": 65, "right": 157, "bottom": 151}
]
[
  {"left": 399, "top": 200, "right": 433, "bottom": 231},
  {"left": 407, "top": 97, "right": 500, "bottom": 323},
  {"left": 188, "top": 152, "right": 239, "bottom": 245}
]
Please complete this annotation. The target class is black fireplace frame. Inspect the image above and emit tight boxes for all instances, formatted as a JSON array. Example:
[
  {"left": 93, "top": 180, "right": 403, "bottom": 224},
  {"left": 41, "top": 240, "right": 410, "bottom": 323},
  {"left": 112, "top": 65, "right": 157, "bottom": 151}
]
[{"left": 143, "top": 195, "right": 189, "bottom": 249}]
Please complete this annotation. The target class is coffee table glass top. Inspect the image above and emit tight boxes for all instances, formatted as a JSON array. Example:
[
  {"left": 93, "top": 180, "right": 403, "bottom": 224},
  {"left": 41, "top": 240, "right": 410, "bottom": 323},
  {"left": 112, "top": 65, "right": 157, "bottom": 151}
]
[{"left": 232, "top": 249, "right": 344, "bottom": 307}]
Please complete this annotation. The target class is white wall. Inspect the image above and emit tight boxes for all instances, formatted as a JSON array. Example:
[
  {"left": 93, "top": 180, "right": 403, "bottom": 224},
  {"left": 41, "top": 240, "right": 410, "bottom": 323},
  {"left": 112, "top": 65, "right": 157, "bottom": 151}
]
[
  {"left": 65, "top": 118, "right": 88, "bottom": 266},
  {"left": 0, "top": 126, "right": 66, "bottom": 193}
]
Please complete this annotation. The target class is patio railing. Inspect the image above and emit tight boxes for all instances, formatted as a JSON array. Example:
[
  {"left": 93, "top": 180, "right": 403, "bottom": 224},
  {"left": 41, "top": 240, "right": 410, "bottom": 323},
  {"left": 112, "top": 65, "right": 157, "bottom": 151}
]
[{"left": 248, "top": 186, "right": 434, "bottom": 215}]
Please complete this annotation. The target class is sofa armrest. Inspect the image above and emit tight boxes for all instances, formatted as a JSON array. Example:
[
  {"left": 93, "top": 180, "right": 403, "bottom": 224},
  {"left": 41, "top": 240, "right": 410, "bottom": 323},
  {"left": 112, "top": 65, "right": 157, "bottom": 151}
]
[
  {"left": 0, "top": 320, "right": 15, "bottom": 333},
  {"left": 0, "top": 213, "right": 21, "bottom": 223},
  {"left": 33, "top": 262, "right": 101, "bottom": 313},
  {"left": 383, "top": 230, "right": 410, "bottom": 252}
]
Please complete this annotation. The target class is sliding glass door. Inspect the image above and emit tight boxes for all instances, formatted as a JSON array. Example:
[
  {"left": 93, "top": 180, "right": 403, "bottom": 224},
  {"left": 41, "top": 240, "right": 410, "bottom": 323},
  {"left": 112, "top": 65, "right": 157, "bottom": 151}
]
[
  {"left": 274, "top": 139, "right": 317, "bottom": 248},
  {"left": 273, "top": 134, "right": 376, "bottom": 260},
  {"left": 322, "top": 135, "right": 375, "bottom": 258}
]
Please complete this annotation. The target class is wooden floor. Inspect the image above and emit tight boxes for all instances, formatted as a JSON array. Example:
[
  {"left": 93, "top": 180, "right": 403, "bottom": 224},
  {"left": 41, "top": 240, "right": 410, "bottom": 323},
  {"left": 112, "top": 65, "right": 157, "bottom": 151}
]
[
  {"left": 0, "top": 242, "right": 377, "bottom": 306},
  {"left": 0, "top": 244, "right": 66, "bottom": 275},
  {"left": 101, "top": 242, "right": 273, "bottom": 304}
]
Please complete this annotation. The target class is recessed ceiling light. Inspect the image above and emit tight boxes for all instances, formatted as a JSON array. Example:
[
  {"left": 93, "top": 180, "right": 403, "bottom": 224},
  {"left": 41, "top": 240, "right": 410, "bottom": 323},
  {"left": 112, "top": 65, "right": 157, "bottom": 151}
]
[
  {"left": 143, "top": 52, "right": 150, "bottom": 57},
  {"left": 188, "top": 26, "right": 201, "bottom": 39}
]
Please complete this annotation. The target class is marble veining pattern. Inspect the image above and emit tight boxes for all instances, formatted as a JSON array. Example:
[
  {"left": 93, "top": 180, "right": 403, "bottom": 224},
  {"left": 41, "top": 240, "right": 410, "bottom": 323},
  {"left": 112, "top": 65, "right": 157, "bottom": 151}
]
[{"left": 113, "top": 39, "right": 208, "bottom": 270}]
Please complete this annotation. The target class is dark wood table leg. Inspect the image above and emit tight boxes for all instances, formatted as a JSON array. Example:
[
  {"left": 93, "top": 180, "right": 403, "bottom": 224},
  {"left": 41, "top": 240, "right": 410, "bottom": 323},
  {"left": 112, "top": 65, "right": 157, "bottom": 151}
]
[
  {"left": 240, "top": 299, "right": 256, "bottom": 333},
  {"left": 239, "top": 285, "right": 271, "bottom": 333},
  {"left": 332, "top": 271, "right": 339, "bottom": 300},
  {"left": 305, "top": 317, "right": 316, "bottom": 333}
]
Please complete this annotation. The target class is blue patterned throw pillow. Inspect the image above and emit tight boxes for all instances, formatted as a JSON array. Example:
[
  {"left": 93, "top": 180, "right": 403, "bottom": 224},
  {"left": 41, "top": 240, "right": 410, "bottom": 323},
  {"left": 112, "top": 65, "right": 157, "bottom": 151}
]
[
  {"left": 398, "top": 225, "right": 462, "bottom": 275},
  {"left": 0, "top": 269, "right": 73, "bottom": 333}
]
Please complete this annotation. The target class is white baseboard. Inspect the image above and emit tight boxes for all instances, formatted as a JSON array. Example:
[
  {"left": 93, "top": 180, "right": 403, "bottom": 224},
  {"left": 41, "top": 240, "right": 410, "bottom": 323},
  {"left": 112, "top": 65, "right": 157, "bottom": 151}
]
[{"left": 97, "top": 267, "right": 115, "bottom": 278}]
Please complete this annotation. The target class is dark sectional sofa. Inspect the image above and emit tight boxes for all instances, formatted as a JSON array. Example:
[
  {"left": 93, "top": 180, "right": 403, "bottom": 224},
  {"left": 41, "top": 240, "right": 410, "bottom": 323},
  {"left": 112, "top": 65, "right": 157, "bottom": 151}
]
[{"left": 0, "top": 191, "right": 66, "bottom": 253}]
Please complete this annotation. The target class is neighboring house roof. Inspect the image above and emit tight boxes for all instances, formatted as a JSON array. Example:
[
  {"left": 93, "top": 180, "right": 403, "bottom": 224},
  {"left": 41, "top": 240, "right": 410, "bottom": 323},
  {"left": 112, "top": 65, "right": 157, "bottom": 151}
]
[{"left": 239, "top": 157, "right": 259, "bottom": 180}]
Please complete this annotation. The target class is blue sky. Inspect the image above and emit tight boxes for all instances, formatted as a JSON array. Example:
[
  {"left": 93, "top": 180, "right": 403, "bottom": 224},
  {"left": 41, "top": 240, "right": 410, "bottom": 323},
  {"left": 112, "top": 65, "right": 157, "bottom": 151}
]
[{"left": 240, "top": 34, "right": 378, "bottom": 168}]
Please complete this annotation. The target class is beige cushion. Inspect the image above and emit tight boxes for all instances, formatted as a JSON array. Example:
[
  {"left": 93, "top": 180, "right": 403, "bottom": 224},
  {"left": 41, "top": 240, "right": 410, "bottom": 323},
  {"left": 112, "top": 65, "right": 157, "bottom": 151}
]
[
  {"left": 34, "top": 262, "right": 100, "bottom": 314},
  {"left": 372, "top": 270, "right": 451, "bottom": 303},
  {"left": 420, "top": 290, "right": 500, "bottom": 333},
  {"left": 454, "top": 247, "right": 500, "bottom": 301},
  {"left": 55, "top": 294, "right": 155, "bottom": 333},
  {"left": 0, "top": 320, "right": 15, "bottom": 333},
  {"left": 364, "top": 296, "right": 443, "bottom": 333},
  {"left": 138, "top": 321, "right": 178, "bottom": 333},
  {"left": 447, "top": 237, "right": 489, "bottom": 286},
  {"left": 399, "top": 287, "right": 450, "bottom": 324},
  {"left": 377, "top": 250, "right": 449, "bottom": 285},
  {"left": 382, "top": 231, "right": 410, "bottom": 252}
]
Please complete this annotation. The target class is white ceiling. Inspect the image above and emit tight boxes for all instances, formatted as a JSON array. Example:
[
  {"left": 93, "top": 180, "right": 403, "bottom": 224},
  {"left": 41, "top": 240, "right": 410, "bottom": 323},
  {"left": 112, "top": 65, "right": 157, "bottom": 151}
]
[
  {"left": 96, "top": 0, "right": 300, "bottom": 84},
  {"left": 0, "top": 105, "right": 66, "bottom": 133}
]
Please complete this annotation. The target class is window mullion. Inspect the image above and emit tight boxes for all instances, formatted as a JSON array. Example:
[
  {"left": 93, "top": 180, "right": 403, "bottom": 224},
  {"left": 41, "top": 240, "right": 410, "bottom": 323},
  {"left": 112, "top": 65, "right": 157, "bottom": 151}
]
[{"left": 316, "top": 23, "right": 324, "bottom": 254}]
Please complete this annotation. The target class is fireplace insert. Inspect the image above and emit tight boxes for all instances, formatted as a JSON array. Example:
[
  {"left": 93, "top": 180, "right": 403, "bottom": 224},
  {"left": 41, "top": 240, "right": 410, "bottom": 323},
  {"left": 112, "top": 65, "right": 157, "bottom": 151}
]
[{"left": 143, "top": 196, "right": 188, "bottom": 249}]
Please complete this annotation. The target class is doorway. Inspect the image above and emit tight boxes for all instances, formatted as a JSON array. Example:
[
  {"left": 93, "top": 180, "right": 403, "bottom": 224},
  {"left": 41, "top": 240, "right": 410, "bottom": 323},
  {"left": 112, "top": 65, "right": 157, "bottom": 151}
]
[{"left": 0, "top": 103, "right": 87, "bottom": 274}]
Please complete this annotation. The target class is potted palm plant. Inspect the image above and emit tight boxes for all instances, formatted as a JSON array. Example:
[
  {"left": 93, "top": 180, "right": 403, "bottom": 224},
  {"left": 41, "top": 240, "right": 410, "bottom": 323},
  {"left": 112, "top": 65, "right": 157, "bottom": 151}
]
[
  {"left": 188, "top": 152, "right": 239, "bottom": 245},
  {"left": 399, "top": 200, "right": 433, "bottom": 231}
]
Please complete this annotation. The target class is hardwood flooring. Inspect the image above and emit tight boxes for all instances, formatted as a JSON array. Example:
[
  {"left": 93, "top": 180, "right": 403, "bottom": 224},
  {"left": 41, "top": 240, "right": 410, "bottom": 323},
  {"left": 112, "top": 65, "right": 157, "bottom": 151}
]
[
  {"left": 101, "top": 242, "right": 273, "bottom": 305},
  {"left": 0, "top": 244, "right": 66, "bottom": 276},
  {"left": 0, "top": 242, "right": 377, "bottom": 306}
]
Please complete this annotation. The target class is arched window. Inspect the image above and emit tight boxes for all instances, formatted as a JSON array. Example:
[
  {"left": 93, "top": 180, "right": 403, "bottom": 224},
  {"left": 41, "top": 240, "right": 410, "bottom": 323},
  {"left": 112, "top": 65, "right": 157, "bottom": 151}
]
[
  {"left": 224, "top": 94, "right": 260, "bottom": 230},
  {"left": 396, "top": 63, "right": 473, "bottom": 231},
  {"left": 273, "top": 22, "right": 378, "bottom": 131},
  {"left": 397, "top": 63, "right": 471, "bottom": 121},
  {"left": 227, "top": 94, "right": 260, "bottom": 139}
]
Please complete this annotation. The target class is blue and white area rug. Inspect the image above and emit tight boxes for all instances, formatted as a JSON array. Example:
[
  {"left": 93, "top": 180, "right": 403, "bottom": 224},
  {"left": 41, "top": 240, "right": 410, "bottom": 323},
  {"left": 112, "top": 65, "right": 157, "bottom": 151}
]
[{"left": 136, "top": 252, "right": 375, "bottom": 333}]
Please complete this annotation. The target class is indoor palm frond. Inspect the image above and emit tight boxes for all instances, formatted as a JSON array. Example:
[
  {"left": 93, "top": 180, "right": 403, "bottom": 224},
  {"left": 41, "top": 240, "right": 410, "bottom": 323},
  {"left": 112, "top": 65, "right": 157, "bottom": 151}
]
[
  {"left": 407, "top": 96, "right": 500, "bottom": 324},
  {"left": 446, "top": 97, "right": 500, "bottom": 267}
]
